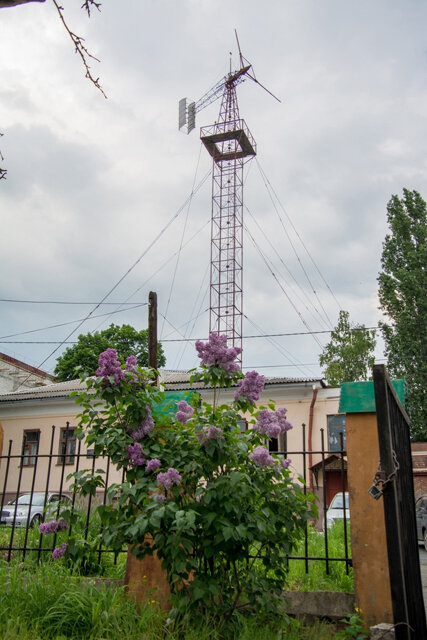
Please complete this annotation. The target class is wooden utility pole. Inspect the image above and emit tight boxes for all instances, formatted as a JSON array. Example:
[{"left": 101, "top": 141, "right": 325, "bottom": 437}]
[
  {"left": 124, "top": 290, "right": 170, "bottom": 608},
  {"left": 148, "top": 291, "right": 158, "bottom": 371}
]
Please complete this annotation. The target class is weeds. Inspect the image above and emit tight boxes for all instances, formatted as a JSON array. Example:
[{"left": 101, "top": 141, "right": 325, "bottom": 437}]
[
  {"left": 285, "top": 522, "right": 353, "bottom": 592},
  {"left": 0, "top": 563, "right": 340, "bottom": 639}
]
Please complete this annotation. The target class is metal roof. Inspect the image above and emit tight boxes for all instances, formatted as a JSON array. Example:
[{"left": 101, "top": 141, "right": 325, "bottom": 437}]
[{"left": 0, "top": 370, "right": 326, "bottom": 403}]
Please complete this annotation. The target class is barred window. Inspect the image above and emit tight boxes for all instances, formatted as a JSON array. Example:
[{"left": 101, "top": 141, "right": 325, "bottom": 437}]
[
  {"left": 58, "top": 428, "right": 76, "bottom": 465},
  {"left": 22, "top": 431, "right": 40, "bottom": 466},
  {"left": 327, "top": 414, "right": 346, "bottom": 451}
]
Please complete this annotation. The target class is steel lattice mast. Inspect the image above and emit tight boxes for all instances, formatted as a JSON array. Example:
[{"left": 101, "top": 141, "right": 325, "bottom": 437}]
[
  {"left": 179, "top": 35, "right": 279, "bottom": 364},
  {"left": 200, "top": 67, "right": 256, "bottom": 364}
]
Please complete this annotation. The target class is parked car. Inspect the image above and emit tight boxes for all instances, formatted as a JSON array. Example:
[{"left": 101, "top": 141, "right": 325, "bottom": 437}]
[
  {"left": 326, "top": 491, "right": 350, "bottom": 529},
  {"left": 416, "top": 495, "right": 427, "bottom": 551},
  {"left": 0, "top": 492, "right": 71, "bottom": 528}
]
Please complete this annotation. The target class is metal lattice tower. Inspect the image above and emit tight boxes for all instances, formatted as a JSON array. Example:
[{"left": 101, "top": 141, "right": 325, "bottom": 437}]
[
  {"left": 179, "top": 35, "right": 279, "bottom": 363},
  {"left": 200, "top": 69, "right": 256, "bottom": 363}
]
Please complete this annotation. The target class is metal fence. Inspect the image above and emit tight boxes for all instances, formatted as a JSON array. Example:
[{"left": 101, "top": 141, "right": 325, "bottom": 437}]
[{"left": 0, "top": 422, "right": 352, "bottom": 577}]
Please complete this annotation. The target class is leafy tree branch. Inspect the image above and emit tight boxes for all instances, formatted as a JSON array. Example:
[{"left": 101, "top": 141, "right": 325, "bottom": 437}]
[
  {"left": 319, "top": 310, "right": 377, "bottom": 387},
  {"left": 378, "top": 188, "right": 427, "bottom": 440}
]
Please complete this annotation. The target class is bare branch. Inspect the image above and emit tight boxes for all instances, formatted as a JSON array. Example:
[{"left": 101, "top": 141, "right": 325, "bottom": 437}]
[
  {"left": 52, "top": 0, "right": 107, "bottom": 98},
  {"left": 0, "top": 134, "right": 7, "bottom": 180},
  {"left": 81, "top": 0, "right": 101, "bottom": 18}
]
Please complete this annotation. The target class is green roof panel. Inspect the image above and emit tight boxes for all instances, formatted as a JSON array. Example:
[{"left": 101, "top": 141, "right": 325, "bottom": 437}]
[{"left": 339, "top": 379, "right": 405, "bottom": 413}]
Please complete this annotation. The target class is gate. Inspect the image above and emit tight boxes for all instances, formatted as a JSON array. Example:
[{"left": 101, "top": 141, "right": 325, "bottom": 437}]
[{"left": 373, "top": 364, "right": 426, "bottom": 640}]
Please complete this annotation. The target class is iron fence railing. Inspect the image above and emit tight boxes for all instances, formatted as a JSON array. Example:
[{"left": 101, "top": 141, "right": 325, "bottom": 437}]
[{"left": 0, "top": 422, "right": 352, "bottom": 577}]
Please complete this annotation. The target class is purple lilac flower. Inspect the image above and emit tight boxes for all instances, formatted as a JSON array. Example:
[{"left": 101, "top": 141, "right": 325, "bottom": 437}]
[
  {"left": 234, "top": 370, "right": 265, "bottom": 404},
  {"left": 126, "top": 442, "right": 145, "bottom": 467},
  {"left": 255, "top": 408, "right": 293, "bottom": 439},
  {"left": 280, "top": 458, "right": 292, "bottom": 469},
  {"left": 276, "top": 407, "right": 293, "bottom": 433},
  {"left": 195, "top": 333, "right": 242, "bottom": 373},
  {"left": 196, "top": 425, "right": 224, "bottom": 444},
  {"left": 96, "top": 348, "right": 125, "bottom": 385},
  {"left": 176, "top": 400, "right": 194, "bottom": 424},
  {"left": 125, "top": 355, "right": 138, "bottom": 371},
  {"left": 157, "top": 468, "right": 181, "bottom": 489},
  {"left": 145, "top": 458, "right": 161, "bottom": 473},
  {"left": 249, "top": 446, "right": 275, "bottom": 467},
  {"left": 255, "top": 410, "right": 281, "bottom": 439},
  {"left": 51, "top": 542, "right": 68, "bottom": 559},
  {"left": 130, "top": 407, "right": 154, "bottom": 441},
  {"left": 156, "top": 494, "right": 166, "bottom": 503},
  {"left": 39, "top": 519, "right": 68, "bottom": 535}
]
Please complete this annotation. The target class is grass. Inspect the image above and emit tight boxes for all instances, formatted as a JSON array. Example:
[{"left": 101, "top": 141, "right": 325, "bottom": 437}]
[
  {"left": 0, "top": 519, "right": 128, "bottom": 577},
  {"left": 0, "top": 562, "right": 342, "bottom": 639},
  {"left": 1, "top": 520, "right": 353, "bottom": 590},
  {"left": 285, "top": 522, "right": 354, "bottom": 593}
]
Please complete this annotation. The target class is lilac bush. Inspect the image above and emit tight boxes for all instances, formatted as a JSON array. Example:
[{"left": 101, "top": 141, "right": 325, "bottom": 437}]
[
  {"left": 234, "top": 370, "right": 265, "bottom": 404},
  {"left": 145, "top": 458, "right": 161, "bottom": 473},
  {"left": 130, "top": 407, "right": 154, "bottom": 440},
  {"left": 176, "top": 400, "right": 194, "bottom": 424},
  {"left": 196, "top": 425, "right": 224, "bottom": 444},
  {"left": 126, "top": 442, "right": 145, "bottom": 467},
  {"left": 39, "top": 519, "right": 68, "bottom": 535},
  {"left": 51, "top": 542, "right": 68, "bottom": 559},
  {"left": 95, "top": 348, "right": 125, "bottom": 385},
  {"left": 157, "top": 468, "right": 182, "bottom": 489},
  {"left": 249, "top": 446, "right": 275, "bottom": 467},
  {"left": 69, "top": 336, "right": 316, "bottom": 625},
  {"left": 195, "top": 332, "right": 241, "bottom": 373}
]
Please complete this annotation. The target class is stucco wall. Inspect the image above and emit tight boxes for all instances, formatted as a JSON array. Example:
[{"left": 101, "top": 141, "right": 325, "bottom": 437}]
[{"left": 0, "top": 384, "right": 340, "bottom": 499}]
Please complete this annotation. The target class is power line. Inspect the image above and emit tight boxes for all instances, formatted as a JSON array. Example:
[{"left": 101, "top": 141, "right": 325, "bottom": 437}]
[
  {"left": 256, "top": 159, "right": 342, "bottom": 313},
  {"left": 244, "top": 223, "right": 325, "bottom": 350},
  {"left": 245, "top": 205, "right": 331, "bottom": 331},
  {"left": 0, "top": 299, "right": 147, "bottom": 305},
  {"left": 160, "top": 142, "right": 204, "bottom": 339},
  {"left": 0, "top": 304, "right": 148, "bottom": 340},
  {"left": 14, "top": 168, "right": 213, "bottom": 389},
  {"left": 0, "top": 326, "right": 383, "bottom": 345}
]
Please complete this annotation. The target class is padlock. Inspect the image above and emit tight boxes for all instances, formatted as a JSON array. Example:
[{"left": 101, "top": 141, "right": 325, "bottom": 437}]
[{"left": 368, "top": 484, "right": 383, "bottom": 500}]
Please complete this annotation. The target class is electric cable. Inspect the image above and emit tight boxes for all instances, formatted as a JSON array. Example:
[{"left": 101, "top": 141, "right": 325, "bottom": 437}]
[
  {"left": 256, "top": 159, "right": 342, "bottom": 314},
  {"left": 0, "top": 304, "right": 147, "bottom": 340},
  {"left": 160, "top": 143, "right": 204, "bottom": 339},
  {"left": 244, "top": 223, "right": 325, "bottom": 350},
  {"left": 245, "top": 205, "right": 330, "bottom": 331},
  {"left": 13, "top": 168, "right": 212, "bottom": 389}
]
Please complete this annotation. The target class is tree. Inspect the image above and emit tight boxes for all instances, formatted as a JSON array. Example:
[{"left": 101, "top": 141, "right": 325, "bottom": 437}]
[
  {"left": 54, "top": 324, "right": 166, "bottom": 381},
  {"left": 378, "top": 188, "right": 427, "bottom": 441},
  {"left": 319, "top": 310, "right": 377, "bottom": 387}
]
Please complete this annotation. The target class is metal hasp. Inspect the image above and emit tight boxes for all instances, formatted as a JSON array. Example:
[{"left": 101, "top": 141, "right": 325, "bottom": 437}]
[{"left": 200, "top": 67, "right": 256, "bottom": 364}]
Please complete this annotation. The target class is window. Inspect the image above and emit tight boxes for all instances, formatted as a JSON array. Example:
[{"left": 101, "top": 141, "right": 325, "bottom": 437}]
[
  {"left": 268, "top": 437, "right": 279, "bottom": 453},
  {"left": 327, "top": 414, "right": 346, "bottom": 451},
  {"left": 236, "top": 419, "right": 247, "bottom": 433},
  {"left": 58, "top": 427, "right": 76, "bottom": 465},
  {"left": 22, "top": 431, "right": 40, "bottom": 466}
]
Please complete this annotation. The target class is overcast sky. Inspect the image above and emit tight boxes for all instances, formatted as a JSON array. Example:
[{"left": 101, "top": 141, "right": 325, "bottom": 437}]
[{"left": 1, "top": 0, "right": 426, "bottom": 379}]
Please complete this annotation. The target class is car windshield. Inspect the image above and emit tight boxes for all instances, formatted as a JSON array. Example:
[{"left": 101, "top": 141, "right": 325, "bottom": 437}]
[
  {"left": 330, "top": 493, "right": 349, "bottom": 509},
  {"left": 10, "top": 494, "right": 47, "bottom": 507}
]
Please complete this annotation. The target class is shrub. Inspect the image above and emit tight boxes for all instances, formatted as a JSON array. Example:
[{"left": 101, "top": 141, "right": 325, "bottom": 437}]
[{"left": 53, "top": 334, "right": 316, "bottom": 627}]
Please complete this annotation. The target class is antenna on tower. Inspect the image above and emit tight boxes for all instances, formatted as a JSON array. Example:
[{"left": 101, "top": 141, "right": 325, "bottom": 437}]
[
  {"left": 179, "top": 35, "right": 280, "bottom": 363},
  {"left": 178, "top": 32, "right": 280, "bottom": 134}
]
